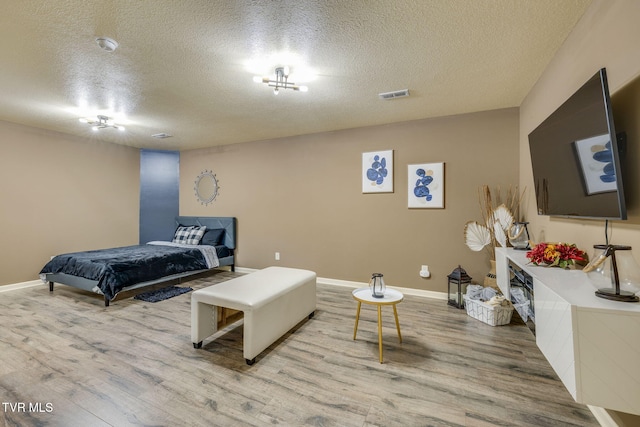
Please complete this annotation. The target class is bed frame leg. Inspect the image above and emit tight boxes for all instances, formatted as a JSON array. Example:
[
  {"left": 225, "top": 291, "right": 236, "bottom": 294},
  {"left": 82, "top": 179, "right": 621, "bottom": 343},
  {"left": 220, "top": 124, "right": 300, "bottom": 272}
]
[
  {"left": 231, "top": 264, "right": 235, "bottom": 272},
  {"left": 246, "top": 358, "right": 256, "bottom": 365},
  {"left": 49, "top": 281, "right": 54, "bottom": 292},
  {"left": 104, "top": 297, "right": 109, "bottom": 307}
]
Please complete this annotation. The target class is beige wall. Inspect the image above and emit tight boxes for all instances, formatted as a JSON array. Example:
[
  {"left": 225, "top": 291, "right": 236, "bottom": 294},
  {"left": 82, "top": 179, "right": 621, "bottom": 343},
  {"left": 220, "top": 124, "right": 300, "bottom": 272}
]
[
  {"left": 521, "top": 0, "right": 640, "bottom": 257},
  {"left": 0, "top": 120, "right": 140, "bottom": 285},
  {"left": 520, "top": 1, "right": 640, "bottom": 424},
  {"left": 180, "top": 108, "right": 519, "bottom": 292}
]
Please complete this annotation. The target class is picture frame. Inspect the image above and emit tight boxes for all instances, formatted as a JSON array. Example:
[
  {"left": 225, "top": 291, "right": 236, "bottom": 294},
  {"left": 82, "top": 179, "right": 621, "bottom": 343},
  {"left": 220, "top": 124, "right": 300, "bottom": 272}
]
[
  {"left": 408, "top": 162, "right": 444, "bottom": 208},
  {"left": 362, "top": 150, "right": 393, "bottom": 193},
  {"left": 573, "top": 134, "right": 617, "bottom": 195}
]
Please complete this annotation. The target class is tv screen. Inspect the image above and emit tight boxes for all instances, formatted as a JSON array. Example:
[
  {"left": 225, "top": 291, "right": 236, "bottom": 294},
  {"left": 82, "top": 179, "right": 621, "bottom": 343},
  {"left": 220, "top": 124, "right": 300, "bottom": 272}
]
[{"left": 528, "top": 68, "right": 627, "bottom": 220}]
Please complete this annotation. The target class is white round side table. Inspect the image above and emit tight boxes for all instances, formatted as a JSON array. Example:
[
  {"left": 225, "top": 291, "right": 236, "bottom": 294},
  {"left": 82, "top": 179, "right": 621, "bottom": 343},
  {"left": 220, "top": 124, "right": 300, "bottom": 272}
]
[{"left": 352, "top": 287, "right": 404, "bottom": 363}]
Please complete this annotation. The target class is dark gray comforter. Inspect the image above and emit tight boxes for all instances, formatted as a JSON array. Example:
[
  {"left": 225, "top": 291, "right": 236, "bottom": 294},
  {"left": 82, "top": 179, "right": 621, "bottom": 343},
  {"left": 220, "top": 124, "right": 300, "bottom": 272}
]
[{"left": 39, "top": 244, "right": 212, "bottom": 301}]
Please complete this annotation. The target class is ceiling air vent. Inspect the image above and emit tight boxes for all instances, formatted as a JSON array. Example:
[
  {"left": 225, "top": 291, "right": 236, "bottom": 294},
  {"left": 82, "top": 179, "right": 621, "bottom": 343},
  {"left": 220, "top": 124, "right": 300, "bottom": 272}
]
[
  {"left": 152, "top": 133, "right": 173, "bottom": 139},
  {"left": 378, "top": 89, "right": 410, "bottom": 100}
]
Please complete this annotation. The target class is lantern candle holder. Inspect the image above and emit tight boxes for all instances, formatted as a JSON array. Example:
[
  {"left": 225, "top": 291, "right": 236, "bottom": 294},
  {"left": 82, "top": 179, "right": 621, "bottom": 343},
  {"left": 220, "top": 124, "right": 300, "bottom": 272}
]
[
  {"left": 369, "top": 273, "right": 386, "bottom": 298},
  {"left": 508, "top": 221, "right": 531, "bottom": 250},
  {"left": 447, "top": 265, "right": 472, "bottom": 309}
]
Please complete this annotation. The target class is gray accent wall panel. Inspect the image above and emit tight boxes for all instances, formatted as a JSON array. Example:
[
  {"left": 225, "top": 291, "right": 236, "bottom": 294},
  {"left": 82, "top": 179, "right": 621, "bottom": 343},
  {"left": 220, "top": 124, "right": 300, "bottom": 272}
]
[{"left": 139, "top": 149, "right": 179, "bottom": 243}]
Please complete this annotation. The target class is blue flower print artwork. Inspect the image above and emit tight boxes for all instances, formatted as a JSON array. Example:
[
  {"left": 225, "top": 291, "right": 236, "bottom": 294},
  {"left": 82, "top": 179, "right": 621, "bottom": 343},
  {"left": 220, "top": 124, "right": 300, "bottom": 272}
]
[
  {"left": 367, "top": 155, "right": 388, "bottom": 185},
  {"left": 408, "top": 163, "right": 444, "bottom": 208},
  {"left": 362, "top": 150, "right": 393, "bottom": 193},
  {"left": 413, "top": 168, "right": 433, "bottom": 201},
  {"left": 574, "top": 134, "right": 617, "bottom": 195}
]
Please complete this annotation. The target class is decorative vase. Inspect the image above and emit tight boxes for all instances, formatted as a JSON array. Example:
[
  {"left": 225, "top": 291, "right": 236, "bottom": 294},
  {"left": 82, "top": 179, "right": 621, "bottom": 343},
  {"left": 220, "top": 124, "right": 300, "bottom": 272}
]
[{"left": 484, "top": 260, "right": 498, "bottom": 289}]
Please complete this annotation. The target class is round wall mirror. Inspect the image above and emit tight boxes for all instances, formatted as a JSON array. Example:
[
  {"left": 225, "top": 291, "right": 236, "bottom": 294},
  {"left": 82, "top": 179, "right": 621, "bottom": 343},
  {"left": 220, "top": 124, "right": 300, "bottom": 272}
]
[{"left": 194, "top": 170, "right": 219, "bottom": 205}]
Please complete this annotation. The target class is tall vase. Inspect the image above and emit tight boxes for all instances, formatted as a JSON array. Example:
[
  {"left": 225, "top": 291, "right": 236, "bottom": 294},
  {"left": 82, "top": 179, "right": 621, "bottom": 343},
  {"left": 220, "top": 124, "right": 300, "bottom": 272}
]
[{"left": 484, "top": 259, "right": 498, "bottom": 289}]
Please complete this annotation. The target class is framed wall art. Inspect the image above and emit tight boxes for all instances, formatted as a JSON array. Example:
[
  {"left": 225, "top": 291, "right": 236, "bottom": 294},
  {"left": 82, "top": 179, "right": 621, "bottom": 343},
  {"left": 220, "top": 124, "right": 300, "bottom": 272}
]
[
  {"left": 408, "top": 162, "right": 444, "bottom": 208},
  {"left": 362, "top": 150, "right": 393, "bottom": 193},
  {"left": 573, "top": 134, "right": 617, "bottom": 195}
]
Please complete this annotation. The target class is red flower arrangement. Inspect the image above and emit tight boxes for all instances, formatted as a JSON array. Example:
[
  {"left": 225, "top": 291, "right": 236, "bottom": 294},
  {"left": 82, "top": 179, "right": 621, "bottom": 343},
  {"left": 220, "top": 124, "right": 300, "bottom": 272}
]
[{"left": 526, "top": 242, "right": 588, "bottom": 269}]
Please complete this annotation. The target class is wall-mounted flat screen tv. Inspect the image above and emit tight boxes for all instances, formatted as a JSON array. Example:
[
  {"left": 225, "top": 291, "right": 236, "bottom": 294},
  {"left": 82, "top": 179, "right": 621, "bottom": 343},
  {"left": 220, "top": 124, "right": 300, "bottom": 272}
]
[{"left": 528, "top": 68, "right": 627, "bottom": 220}]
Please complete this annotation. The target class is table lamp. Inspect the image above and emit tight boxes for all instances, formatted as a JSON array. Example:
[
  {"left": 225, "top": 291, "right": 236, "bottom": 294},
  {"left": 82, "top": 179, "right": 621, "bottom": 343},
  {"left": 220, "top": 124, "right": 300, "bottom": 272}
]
[{"left": 584, "top": 244, "right": 640, "bottom": 302}]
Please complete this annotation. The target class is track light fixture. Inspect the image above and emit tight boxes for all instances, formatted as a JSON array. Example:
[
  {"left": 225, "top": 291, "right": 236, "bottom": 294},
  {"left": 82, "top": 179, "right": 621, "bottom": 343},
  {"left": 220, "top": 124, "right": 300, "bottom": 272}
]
[
  {"left": 253, "top": 67, "right": 308, "bottom": 94},
  {"left": 79, "top": 115, "right": 125, "bottom": 131}
]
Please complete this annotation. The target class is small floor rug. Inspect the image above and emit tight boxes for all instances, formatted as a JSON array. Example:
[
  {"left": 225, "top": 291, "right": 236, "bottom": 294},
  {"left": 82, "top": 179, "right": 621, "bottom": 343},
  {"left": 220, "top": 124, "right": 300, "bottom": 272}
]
[{"left": 133, "top": 286, "right": 193, "bottom": 303}]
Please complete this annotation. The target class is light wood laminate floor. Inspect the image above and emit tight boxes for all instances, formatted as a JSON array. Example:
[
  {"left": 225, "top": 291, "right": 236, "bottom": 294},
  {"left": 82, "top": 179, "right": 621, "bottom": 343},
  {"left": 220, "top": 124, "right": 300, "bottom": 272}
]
[{"left": 0, "top": 270, "right": 599, "bottom": 426}]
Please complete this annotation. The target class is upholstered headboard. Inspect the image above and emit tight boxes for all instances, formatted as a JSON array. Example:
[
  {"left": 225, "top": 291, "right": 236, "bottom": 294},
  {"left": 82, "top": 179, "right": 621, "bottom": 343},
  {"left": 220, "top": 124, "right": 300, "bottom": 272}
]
[{"left": 175, "top": 216, "right": 236, "bottom": 250}]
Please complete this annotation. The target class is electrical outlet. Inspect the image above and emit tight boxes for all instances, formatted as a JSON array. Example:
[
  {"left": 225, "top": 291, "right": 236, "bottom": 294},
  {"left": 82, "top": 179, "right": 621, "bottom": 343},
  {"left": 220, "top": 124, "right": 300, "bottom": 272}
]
[
  {"left": 275, "top": 252, "right": 280, "bottom": 261},
  {"left": 420, "top": 265, "right": 431, "bottom": 278}
]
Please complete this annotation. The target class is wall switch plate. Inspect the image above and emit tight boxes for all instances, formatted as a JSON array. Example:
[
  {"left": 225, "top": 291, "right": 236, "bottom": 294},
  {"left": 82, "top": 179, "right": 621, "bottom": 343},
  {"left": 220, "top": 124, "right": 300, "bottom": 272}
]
[{"left": 275, "top": 252, "right": 280, "bottom": 261}]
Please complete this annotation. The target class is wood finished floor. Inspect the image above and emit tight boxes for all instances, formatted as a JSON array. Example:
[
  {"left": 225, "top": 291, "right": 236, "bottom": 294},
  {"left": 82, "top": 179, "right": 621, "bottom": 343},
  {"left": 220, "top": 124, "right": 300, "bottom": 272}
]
[{"left": 0, "top": 270, "right": 599, "bottom": 427}]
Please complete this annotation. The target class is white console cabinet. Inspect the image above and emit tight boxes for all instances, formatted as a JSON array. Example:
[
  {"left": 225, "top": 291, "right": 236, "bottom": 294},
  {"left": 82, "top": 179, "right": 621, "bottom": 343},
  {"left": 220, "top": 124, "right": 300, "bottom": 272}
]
[{"left": 496, "top": 247, "right": 640, "bottom": 416}]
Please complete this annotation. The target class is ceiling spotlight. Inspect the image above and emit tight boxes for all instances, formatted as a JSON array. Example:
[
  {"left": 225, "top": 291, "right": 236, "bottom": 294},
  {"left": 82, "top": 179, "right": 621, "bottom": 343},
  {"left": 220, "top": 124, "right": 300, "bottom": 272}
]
[
  {"left": 79, "top": 115, "right": 125, "bottom": 131},
  {"left": 95, "top": 37, "right": 118, "bottom": 52},
  {"left": 254, "top": 67, "right": 308, "bottom": 94}
]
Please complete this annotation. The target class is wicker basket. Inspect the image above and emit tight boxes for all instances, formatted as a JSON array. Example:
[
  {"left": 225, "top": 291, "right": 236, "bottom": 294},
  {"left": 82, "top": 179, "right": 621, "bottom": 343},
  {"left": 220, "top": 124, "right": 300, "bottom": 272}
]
[{"left": 463, "top": 295, "right": 514, "bottom": 326}]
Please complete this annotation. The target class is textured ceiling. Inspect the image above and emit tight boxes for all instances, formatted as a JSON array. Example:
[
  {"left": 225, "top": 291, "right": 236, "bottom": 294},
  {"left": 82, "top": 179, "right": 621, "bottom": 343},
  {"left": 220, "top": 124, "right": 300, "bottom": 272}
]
[{"left": 0, "top": 0, "right": 592, "bottom": 151}]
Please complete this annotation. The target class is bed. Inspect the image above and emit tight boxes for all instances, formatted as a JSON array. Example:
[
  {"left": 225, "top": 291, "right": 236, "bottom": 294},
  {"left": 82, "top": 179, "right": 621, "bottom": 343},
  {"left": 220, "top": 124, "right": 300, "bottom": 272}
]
[{"left": 39, "top": 216, "right": 236, "bottom": 306}]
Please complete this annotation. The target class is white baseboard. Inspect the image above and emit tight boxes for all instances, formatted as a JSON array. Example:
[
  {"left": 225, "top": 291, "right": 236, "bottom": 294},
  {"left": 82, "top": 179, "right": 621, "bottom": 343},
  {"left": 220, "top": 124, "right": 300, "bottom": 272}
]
[
  {"left": 318, "top": 276, "right": 448, "bottom": 300},
  {"left": 236, "top": 267, "right": 448, "bottom": 301},
  {"left": 2, "top": 269, "right": 449, "bottom": 302},
  {"left": 588, "top": 406, "right": 624, "bottom": 427},
  {"left": 0, "top": 280, "right": 43, "bottom": 293}
]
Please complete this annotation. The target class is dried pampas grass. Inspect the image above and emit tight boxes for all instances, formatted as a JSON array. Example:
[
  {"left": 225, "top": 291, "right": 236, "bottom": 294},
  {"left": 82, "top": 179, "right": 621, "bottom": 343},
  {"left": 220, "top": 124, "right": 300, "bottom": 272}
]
[{"left": 464, "top": 185, "right": 526, "bottom": 259}]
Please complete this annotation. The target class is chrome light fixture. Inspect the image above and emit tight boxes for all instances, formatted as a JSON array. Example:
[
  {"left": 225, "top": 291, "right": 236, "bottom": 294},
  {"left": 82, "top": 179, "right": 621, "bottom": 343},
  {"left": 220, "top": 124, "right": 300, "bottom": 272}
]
[
  {"left": 79, "top": 115, "right": 125, "bottom": 131},
  {"left": 253, "top": 67, "right": 308, "bottom": 94}
]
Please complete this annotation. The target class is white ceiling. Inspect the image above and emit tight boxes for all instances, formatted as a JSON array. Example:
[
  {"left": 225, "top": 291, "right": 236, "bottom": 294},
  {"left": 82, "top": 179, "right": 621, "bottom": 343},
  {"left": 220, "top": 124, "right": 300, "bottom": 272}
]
[{"left": 0, "top": 0, "right": 592, "bottom": 151}]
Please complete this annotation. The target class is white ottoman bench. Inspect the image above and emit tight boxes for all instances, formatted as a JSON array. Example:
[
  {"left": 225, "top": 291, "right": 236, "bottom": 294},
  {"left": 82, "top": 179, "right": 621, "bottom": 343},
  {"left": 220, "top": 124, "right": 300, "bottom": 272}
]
[{"left": 191, "top": 266, "right": 316, "bottom": 365}]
